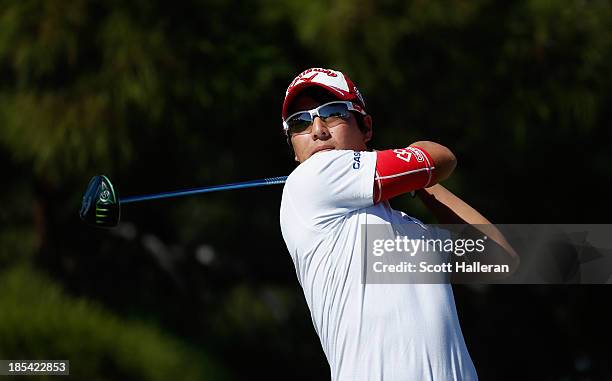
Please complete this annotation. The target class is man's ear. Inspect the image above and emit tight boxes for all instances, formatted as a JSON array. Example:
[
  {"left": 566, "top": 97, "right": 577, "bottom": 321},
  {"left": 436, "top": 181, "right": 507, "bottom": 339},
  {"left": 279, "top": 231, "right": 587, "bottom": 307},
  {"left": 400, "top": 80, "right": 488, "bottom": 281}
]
[{"left": 363, "top": 115, "right": 373, "bottom": 143}]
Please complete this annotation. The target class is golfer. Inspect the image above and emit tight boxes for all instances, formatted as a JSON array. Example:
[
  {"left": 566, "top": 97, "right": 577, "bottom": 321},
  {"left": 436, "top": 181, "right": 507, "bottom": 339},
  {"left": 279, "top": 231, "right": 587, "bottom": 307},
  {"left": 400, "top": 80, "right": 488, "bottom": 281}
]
[{"left": 279, "top": 68, "right": 517, "bottom": 380}]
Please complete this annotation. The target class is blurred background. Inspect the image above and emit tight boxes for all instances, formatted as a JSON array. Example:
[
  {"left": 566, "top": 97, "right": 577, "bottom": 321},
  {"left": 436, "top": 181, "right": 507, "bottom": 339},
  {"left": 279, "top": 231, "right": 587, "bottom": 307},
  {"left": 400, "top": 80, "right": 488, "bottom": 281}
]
[{"left": 1, "top": 0, "right": 611, "bottom": 380}]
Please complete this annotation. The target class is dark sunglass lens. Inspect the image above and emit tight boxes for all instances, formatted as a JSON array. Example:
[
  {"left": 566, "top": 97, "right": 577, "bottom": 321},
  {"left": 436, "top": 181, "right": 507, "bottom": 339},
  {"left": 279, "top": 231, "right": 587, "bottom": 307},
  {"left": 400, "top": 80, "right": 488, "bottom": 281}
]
[
  {"left": 287, "top": 112, "right": 312, "bottom": 134},
  {"left": 320, "top": 103, "right": 350, "bottom": 119}
]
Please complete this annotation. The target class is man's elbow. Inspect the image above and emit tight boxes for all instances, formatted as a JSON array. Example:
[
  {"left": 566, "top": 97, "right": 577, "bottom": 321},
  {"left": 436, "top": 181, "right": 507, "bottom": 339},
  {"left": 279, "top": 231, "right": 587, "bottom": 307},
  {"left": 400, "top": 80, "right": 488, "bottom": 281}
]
[
  {"left": 411, "top": 141, "right": 456, "bottom": 183},
  {"left": 435, "top": 147, "right": 456, "bottom": 183}
]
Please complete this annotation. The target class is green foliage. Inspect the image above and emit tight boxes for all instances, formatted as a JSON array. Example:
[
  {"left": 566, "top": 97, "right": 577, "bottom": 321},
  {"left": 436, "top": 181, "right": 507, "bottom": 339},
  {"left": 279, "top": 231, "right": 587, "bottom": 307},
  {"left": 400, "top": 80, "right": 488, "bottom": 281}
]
[
  {"left": 211, "top": 284, "right": 294, "bottom": 337},
  {"left": 0, "top": 265, "right": 227, "bottom": 381},
  {"left": 0, "top": 1, "right": 129, "bottom": 184},
  {"left": 0, "top": 0, "right": 611, "bottom": 379},
  {"left": 271, "top": 0, "right": 612, "bottom": 220},
  {"left": 0, "top": 178, "right": 36, "bottom": 266}
]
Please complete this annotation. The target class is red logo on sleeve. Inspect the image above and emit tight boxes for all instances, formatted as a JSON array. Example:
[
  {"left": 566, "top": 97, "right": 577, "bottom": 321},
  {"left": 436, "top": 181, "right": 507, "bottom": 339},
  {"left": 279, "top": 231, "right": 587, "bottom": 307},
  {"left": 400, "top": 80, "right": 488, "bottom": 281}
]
[{"left": 374, "top": 146, "right": 435, "bottom": 203}]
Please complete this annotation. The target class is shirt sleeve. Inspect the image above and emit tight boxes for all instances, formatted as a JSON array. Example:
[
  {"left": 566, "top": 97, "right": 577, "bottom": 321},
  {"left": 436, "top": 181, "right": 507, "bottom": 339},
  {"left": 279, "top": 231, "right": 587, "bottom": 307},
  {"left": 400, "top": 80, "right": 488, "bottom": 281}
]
[{"left": 283, "top": 150, "right": 376, "bottom": 230}]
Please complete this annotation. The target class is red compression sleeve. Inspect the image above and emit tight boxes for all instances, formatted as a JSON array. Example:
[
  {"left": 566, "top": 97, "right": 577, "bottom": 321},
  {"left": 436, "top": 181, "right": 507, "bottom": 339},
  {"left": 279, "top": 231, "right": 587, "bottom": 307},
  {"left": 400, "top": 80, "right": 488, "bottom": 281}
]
[{"left": 374, "top": 146, "right": 435, "bottom": 203}]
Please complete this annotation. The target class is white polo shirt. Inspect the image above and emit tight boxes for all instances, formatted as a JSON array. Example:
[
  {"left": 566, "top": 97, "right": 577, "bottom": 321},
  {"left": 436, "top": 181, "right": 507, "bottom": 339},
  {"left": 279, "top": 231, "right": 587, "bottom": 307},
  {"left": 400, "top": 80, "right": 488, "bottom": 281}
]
[{"left": 280, "top": 149, "right": 478, "bottom": 381}]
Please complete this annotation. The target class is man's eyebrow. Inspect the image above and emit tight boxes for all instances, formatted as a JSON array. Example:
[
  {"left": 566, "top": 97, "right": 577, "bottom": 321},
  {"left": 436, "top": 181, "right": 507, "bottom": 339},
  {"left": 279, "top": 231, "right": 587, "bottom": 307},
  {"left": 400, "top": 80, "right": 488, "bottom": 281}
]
[{"left": 287, "top": 101, "right": 315, "bottom": 115}]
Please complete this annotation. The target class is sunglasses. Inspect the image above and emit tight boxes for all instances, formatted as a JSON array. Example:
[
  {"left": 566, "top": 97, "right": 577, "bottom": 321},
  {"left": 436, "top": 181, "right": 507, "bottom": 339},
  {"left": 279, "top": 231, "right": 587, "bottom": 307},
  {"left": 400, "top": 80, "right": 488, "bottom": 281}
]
[{"left": 283, "top": 101, "right": 366, "bottom": 136}]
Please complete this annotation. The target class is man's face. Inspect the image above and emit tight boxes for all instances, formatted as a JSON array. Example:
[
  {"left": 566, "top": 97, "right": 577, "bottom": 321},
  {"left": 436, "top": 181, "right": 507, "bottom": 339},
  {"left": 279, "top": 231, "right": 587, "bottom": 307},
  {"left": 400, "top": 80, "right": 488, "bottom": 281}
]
[{"left": 288, "top": 94, "right": 372, "bottom": 163}]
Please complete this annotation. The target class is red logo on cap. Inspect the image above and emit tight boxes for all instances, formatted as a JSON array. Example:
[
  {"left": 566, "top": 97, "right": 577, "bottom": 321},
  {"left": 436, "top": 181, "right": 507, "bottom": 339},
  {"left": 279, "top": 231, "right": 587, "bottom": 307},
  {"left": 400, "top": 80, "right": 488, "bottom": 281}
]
[
  {"left": 300, "top": 73, "right": 318, "bottom": 83},
  {"left": 288, "top": 68, "right": 339, "bottom": 89}
]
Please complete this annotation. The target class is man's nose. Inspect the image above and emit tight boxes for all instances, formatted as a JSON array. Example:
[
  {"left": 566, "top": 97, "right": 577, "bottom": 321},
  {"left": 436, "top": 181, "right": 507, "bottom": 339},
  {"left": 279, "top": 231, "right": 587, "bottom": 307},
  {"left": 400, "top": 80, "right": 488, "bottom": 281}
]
[{"left": 311, "top": 117, "right": 330, "bottom": 140}]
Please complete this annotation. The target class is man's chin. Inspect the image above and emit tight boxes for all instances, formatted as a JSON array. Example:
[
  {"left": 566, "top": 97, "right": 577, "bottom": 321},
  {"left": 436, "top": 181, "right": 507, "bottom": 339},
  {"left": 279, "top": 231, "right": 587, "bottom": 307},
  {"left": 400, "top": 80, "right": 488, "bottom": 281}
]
[
  {"left": 311, "top": 147, "right": 336, "bottom": 156},
  {"left": 313, "top": 148, "right": 334, "bottom": 155},
  {"left": 298, "top": 148, "right": 336, "bottom": 163}
]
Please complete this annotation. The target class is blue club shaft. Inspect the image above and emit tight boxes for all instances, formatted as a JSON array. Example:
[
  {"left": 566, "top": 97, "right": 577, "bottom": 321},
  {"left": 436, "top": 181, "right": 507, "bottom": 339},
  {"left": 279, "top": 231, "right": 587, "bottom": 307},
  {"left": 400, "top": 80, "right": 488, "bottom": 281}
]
[{"left": 119, "top": 176, "right": 288, "bottom": 204}]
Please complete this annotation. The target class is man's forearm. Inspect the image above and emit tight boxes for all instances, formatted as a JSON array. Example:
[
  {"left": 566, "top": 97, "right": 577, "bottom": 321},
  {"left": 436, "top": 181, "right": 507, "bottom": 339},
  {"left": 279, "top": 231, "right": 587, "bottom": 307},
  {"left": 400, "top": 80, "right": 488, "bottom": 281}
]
[
  {"left": 417, "top": 184, "right": 519, "bottom": 264},
  {"left": 416, "top": 184, "right": 491, "bottom": 224}
]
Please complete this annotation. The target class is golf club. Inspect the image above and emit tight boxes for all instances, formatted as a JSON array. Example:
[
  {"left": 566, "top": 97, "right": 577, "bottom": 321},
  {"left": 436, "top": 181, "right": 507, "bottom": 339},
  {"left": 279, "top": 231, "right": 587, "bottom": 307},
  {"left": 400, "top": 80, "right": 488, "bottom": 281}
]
[{"left": 79, "top": 175, "right": 288, "bottom": 228}]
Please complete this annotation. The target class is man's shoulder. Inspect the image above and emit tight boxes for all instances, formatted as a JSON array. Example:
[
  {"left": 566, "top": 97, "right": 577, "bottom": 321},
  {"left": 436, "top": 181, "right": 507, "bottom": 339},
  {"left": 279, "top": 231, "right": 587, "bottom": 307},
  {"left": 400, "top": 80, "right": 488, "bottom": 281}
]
[
  {"left": 285, "top": 149, "right": 372, "bottom": 188},
  {"left": 288, "top": 149, "right": 348, "bottom": 175},
  {"left": 281, "top": 149, "right": 377, "bottom": 226}
]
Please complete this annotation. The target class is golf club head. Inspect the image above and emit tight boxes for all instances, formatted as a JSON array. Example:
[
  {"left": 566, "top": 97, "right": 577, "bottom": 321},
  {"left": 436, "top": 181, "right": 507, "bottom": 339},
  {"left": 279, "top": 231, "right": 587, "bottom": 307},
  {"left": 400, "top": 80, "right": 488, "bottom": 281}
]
[{"left": 79, "top": 175, "right": 120, "bottom": 228}]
